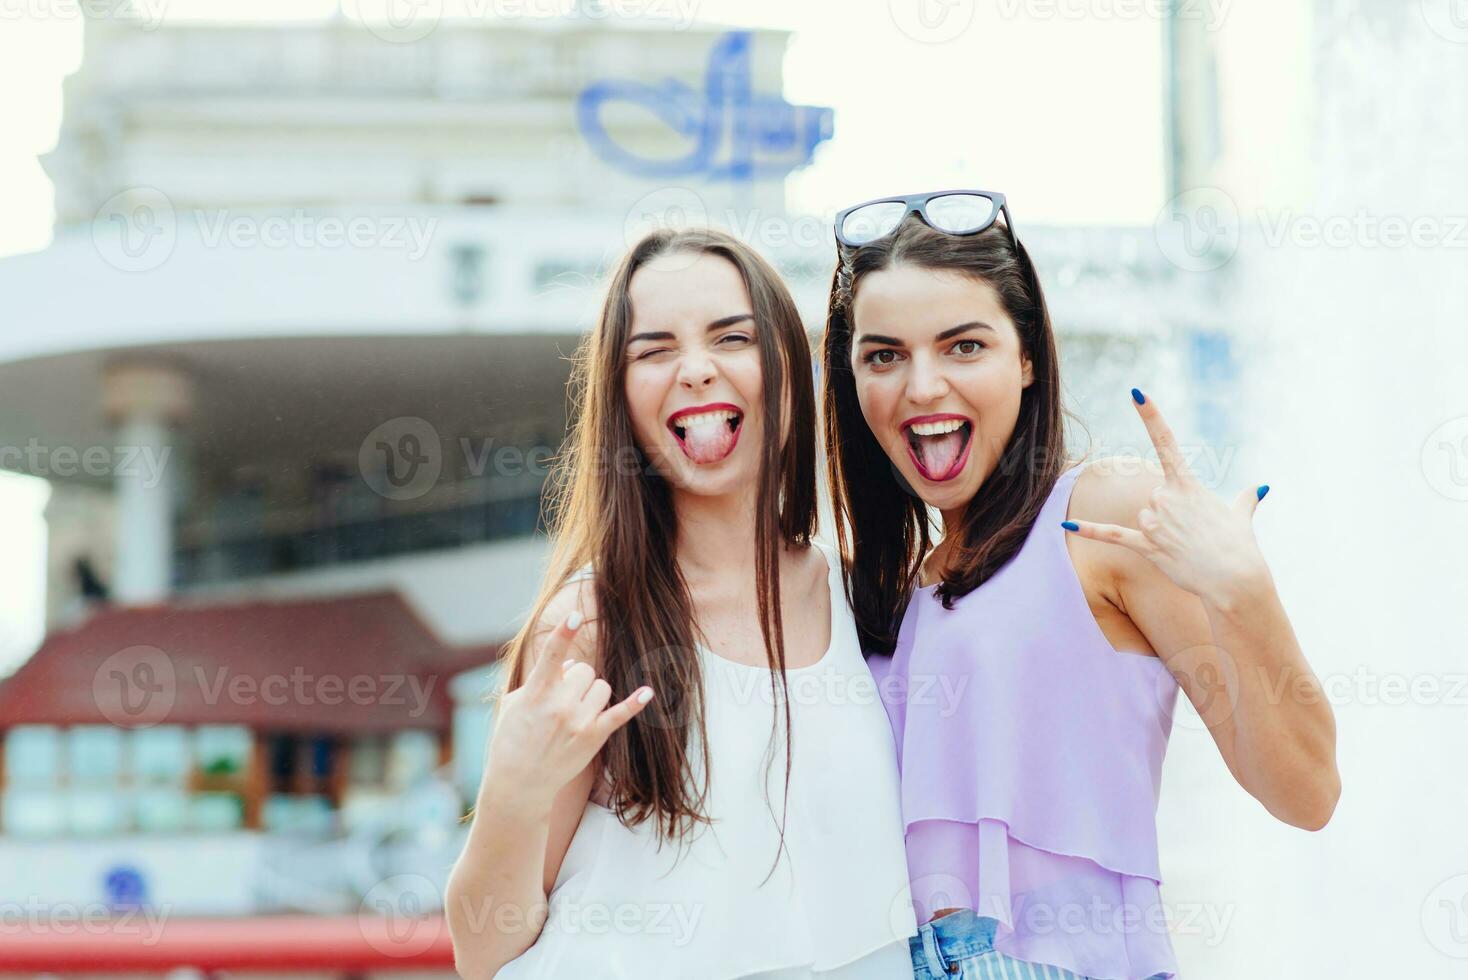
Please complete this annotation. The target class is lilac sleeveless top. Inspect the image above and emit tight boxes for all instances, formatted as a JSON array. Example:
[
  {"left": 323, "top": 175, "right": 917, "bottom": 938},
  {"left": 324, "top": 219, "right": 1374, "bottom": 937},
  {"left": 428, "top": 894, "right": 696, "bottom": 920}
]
[{"left": 869, "top": 461, "right": 1181, "bottom": 980}]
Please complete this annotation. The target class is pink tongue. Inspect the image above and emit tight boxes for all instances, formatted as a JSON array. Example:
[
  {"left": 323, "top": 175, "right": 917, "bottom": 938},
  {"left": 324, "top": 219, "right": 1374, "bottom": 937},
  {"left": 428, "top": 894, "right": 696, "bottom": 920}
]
[
  {"left": 681, "top": 420, "right": 735, "bottom": 464},
  {"left": 916, "top": 431, "right": 965, "bottom": 478}
]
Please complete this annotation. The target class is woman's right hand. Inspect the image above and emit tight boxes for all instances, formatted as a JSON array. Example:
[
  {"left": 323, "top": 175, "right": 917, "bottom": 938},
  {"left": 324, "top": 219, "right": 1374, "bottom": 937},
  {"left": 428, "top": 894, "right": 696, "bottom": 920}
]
[{"left": 485, "top": 611, "right": 655, "bottom": 808}]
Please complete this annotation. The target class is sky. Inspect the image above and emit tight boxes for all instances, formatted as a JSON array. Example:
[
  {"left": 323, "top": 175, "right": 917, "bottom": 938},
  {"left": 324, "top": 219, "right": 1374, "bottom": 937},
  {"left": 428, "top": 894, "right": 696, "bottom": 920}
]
[{"left": 0, "top": 0, "right": 1166, "bottom": 674}]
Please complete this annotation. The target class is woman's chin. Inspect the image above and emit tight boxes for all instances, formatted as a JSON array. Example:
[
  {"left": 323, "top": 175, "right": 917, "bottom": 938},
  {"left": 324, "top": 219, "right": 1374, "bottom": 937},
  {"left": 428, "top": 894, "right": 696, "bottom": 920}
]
[
  {"left": 662, "top": 449, "right": 755, "bottom": 497},
  {"left": 896, "top": 459, "right": 977, "bottom": 510}
]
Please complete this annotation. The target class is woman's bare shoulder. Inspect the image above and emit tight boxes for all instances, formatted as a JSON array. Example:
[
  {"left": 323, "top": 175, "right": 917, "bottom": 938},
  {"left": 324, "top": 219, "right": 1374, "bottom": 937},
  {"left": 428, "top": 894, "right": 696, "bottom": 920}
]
[
  {"left": 795, "top": 540, "right": 838, "bottom": 596},
  {"left": 1064, "top": 457, "right": 1168, "bottom": 588},
  {"left": 1067, "top": 455, "right": 1166, "bottom": 529},
  {"left": 532, "top": 571, "right": 601, "bottom": 668}
]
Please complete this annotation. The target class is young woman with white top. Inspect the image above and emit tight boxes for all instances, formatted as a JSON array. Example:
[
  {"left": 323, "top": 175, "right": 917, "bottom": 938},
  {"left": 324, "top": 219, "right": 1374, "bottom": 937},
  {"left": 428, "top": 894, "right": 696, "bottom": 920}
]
[{"left": 445, "top": 227, "right": 918, "bottom": 979}]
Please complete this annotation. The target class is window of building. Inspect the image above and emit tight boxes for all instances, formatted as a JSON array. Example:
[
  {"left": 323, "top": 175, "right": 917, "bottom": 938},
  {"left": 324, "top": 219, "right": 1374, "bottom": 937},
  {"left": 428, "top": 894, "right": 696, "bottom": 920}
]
[
  {"left": 68, "top": 725, "right": 124, "bottom": 784},
  {"left": 4, "top": 725, "right": 62, "bottom": 785}
]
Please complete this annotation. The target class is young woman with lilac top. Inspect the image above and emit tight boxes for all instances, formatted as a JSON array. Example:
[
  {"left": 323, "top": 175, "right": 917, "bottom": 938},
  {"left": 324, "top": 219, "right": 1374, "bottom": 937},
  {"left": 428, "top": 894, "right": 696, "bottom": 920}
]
[{"left": 820, "top": 191, "right": 1340, "bottom": 979}]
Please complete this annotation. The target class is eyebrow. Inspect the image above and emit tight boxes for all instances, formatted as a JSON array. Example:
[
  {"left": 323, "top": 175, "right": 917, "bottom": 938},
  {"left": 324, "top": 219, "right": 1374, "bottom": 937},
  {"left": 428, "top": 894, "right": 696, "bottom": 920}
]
[
  {"left": 855, "top": 321, "right": 996, "bottom": 347},
  {"left": 626, "top": 313, "right": 754, "bottom": 345}
]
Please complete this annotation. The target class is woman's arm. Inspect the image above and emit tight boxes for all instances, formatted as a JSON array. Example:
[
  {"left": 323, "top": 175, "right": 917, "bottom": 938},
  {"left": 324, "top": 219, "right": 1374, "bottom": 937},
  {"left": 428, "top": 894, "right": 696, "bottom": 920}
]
[
  {"left": 444, "top": 585, "right": 652, "bottom": 978},
  {"left": 446, "top": 761, "right": 595, "bottom": 978},
  {"left": 1064, "top": 396, "right": 1340, "bottom": 831}
]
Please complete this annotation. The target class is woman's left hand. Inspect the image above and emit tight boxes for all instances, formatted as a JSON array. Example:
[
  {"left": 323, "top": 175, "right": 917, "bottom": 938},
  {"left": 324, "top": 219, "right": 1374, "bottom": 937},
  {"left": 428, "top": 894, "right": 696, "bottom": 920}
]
[{"left": 1063, "top": 389, "right": 1272, "bottom": 605}]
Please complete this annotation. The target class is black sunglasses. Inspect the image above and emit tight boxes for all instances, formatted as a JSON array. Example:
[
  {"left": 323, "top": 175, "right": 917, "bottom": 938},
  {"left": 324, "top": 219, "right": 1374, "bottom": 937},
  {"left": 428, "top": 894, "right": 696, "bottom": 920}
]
[{"left": 833, "top": 188, "right": 1017, "bottom": 250}]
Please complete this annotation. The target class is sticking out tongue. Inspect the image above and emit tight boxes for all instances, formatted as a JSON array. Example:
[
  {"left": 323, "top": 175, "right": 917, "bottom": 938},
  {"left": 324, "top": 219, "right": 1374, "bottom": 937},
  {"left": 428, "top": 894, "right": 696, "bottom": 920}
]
[
  {"left": 915, "top": 430, "right": 966, "bottom": 479},
  {"left": 681, "top": 419, "right": 736, "bottom": 464}
]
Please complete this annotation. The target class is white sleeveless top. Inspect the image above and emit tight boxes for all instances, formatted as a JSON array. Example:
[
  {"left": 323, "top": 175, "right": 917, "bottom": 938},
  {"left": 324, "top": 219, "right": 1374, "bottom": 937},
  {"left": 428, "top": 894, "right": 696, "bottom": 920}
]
[{"left": 495, "top": 541, "right": 917, "bottom": 980}]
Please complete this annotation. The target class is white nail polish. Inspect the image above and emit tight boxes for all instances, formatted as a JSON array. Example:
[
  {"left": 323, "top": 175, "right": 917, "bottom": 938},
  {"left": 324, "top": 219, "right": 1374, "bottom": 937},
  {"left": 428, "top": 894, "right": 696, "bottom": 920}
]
[
  {"left": 636, "top": 688, "right": 653, "bottom": 704},
  {"left": 566, "top": 610, "right": 584, "bottom": 630},
  {"left": 562, "top": 658, "right": 575, "bottom": 669}
]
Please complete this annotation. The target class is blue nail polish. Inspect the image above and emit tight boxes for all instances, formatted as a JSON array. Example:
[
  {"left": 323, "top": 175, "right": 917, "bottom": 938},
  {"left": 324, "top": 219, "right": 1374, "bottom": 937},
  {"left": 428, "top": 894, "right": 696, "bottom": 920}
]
[
  {"left": 1256, "top": 484, "right": 1270, "bottom": 501},
  {"left": 1131, "top": 387, "right": 1146, "bottom": 405},
  {"left": 1061, "top": 520, "right": 1080, "bottom": 532}
]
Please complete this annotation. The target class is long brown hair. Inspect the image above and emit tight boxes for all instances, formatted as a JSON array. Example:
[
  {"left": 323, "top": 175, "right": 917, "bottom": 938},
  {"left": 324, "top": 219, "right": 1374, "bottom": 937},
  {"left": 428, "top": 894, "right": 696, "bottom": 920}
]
[
  {"left": 497, "top": 227, "right": 817, "bottom": 859},
  {"left": 822, "top": 215, "right": 1070, "bottom": 654}
]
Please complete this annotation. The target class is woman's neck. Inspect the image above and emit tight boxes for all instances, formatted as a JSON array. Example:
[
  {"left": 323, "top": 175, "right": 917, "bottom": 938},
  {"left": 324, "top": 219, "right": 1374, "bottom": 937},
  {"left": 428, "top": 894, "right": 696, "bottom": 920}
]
[
  {"left": 923, "top": 506, "right": 967, "bottom": 584},
  {"left": 671, "top": 484, "right": 763, "bottom": 582}
]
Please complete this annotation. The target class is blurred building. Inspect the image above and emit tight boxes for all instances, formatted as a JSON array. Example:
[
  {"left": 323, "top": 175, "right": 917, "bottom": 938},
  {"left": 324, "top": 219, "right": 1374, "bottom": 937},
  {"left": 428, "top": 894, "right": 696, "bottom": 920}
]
[
  {"left": 0, "top": 7, "right": 1218, "bottom": 972},
  {"left": 0, "top": 11, "right": 832, "bottom": 936}
]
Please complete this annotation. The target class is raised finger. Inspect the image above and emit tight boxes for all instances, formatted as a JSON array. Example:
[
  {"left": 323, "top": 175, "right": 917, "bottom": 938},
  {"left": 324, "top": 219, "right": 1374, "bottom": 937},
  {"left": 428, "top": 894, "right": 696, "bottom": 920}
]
[
  {"left": 592, "top": 686, "right": 655, "bottom": 743},
  {"left": 1130, "top": 388, "right": 1193, "bottom": 484},
  {"left": 1062, "top": 518, "right": 1152, "bottom": 556},
  {"left": 526, "top": 610, "right": 584, "bottom": 691}
]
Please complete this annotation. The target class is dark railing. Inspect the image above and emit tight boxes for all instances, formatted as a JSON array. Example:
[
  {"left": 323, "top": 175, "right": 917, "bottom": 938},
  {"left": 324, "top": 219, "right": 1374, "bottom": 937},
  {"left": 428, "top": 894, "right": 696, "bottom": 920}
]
[{"left": 174, "top": 485, "right": 544, "bottom": 587}]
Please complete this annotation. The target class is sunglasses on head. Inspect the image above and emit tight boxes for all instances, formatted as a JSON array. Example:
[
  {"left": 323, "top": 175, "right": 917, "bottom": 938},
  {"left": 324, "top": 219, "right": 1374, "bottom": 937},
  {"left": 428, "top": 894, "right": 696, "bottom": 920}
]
[{"left": 833, "top": 188, "right": 1018, "bottom": 250}]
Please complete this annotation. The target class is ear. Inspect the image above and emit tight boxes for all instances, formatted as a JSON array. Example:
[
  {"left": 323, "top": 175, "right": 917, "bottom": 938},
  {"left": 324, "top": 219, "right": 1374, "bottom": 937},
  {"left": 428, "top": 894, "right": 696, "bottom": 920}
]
[{"left": 1020, "top": 352, "right": 1035, "bottom": 388}]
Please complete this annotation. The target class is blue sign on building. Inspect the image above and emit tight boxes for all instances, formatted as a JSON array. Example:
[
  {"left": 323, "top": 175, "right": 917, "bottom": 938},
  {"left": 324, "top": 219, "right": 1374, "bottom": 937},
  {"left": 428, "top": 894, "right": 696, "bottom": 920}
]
[
  {"left": 577, "top": 31, "right": 834, "bottom": 182},
  {"left": 104, "top": 864, "right": 148, "bottom": 910}
]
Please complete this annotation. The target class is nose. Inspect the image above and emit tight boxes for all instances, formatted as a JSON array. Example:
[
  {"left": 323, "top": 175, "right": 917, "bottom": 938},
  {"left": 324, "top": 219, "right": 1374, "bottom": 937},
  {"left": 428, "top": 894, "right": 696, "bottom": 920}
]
[
  {"left": 677, "top": 349, "right": 717, "bottom": 391},
  {"left": 904, "top": 354, "right": 950, "bottom": 405}
]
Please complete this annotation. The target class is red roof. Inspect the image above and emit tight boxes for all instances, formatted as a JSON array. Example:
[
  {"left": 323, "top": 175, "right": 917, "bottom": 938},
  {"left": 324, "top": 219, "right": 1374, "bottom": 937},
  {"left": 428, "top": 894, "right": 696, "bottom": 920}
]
[{"left": 0, "top": 592, "right": 503, "bottom": 733}]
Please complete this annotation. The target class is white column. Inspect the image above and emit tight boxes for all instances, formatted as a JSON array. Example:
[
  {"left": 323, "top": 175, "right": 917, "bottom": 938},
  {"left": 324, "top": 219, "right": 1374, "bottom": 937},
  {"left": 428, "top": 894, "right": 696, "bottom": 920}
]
[{"left": 102, "top": 361, "right": 193, "bottom": 606}]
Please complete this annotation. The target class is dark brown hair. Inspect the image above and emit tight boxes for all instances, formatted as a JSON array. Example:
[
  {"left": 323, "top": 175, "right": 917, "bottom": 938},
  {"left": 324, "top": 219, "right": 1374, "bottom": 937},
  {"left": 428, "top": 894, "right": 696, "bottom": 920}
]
[
  {"left": 497, "top": 228, "right": 817, "bottom": 863},
  {"left": 822, "top": 215, "right": 1070, "bottom": 654}
]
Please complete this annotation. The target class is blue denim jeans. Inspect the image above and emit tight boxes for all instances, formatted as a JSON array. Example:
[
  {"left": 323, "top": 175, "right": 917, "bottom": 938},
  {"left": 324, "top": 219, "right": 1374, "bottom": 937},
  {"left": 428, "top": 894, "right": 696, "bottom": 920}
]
[{"left": 908, "top": 908, "right": 1171, "bottom": 980}]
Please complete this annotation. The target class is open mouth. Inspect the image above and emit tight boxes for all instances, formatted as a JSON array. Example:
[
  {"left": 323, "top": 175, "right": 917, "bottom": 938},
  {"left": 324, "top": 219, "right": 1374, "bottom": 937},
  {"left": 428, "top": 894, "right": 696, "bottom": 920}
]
[
  {"left": 667, "top": 404, "right": 744, "bottom": 465},
  {"left": 903, "top": 416, "right": 973, "bottom": 483}
]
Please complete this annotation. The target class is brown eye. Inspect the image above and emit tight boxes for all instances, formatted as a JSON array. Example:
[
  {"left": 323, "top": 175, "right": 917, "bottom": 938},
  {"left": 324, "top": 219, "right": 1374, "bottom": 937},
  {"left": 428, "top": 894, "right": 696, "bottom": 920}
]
[
  {"left": 863, "top": 349, "right": 902, "bottom": 366},
  {"left": 952, "top": 340, "right": 984, "bottom": 356}
]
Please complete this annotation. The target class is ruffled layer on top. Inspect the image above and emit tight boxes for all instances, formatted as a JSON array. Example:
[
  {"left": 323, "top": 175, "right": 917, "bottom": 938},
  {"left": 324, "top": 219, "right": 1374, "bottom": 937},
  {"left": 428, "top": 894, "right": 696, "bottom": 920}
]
[
  {"left": 868, "top": 462, "right": 1184, "bottom": 980},
  {"left": 497, "top": 778, "right": 917, "bottom": 980},
  {"left": 906, "top": 817, "right": 1177, "bottom": 980}
]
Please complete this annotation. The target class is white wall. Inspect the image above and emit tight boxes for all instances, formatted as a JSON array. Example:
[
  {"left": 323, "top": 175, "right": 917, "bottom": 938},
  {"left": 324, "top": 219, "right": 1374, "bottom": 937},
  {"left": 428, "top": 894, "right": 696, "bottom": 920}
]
[{"left": 0, "top": 833, "right": 262, "bottom": 917}]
